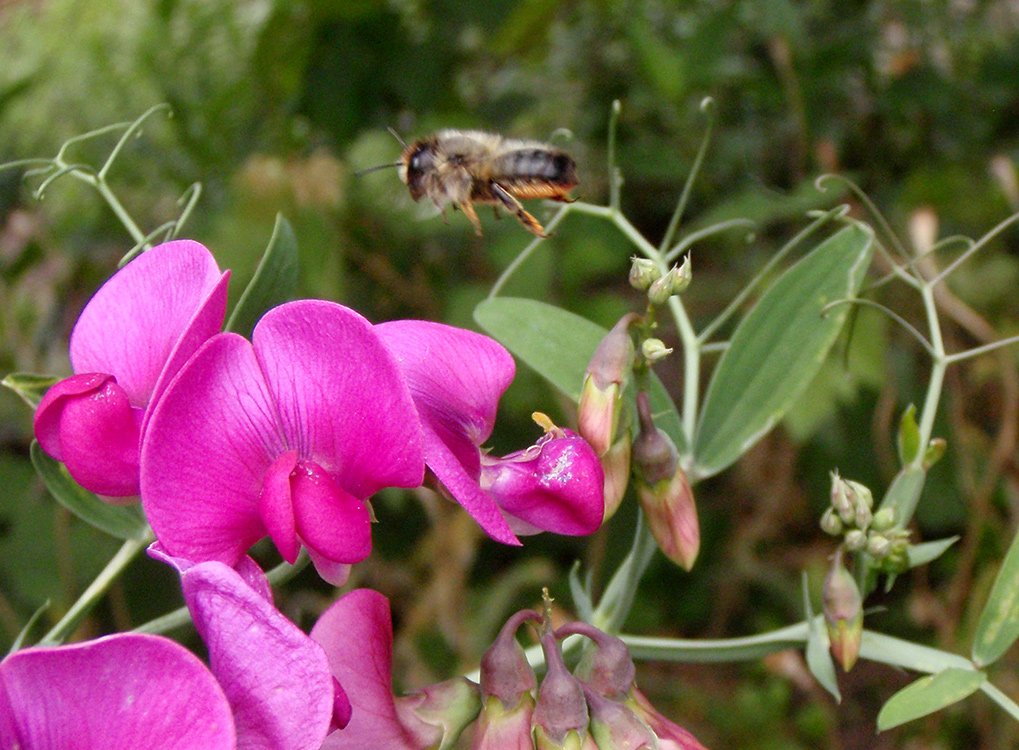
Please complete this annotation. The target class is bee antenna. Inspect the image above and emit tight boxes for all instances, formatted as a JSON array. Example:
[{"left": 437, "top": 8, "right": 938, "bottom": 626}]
[
  {"left": 386, "top": 126, "right": 408, "bottom": 148},
  {"left": 354, "top": 161, "right": 403, "bottom": 177}
]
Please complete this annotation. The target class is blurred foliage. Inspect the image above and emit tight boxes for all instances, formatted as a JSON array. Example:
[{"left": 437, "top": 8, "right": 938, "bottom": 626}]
[{"left": 2, "top": 0, "right": 1019, "bottom": 747}]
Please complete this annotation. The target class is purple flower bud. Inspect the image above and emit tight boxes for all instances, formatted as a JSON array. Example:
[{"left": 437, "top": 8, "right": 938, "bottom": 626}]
[
  {"left": 578, "top": 314, "right": 637, "bottom": 457},
  {"left": 480, "top": 609, "right": 541, "bottom": 707},
  {"left": 555, "top": 621, "right": 635, "bottom": 700},
  {"left": 584, "top": 686, "right": 657, "bottom": 750},
  {"left": 532, "top": 631, "right": 589, "bottom": 748},
  {"left": 633, "top": 393, "right": 699, "bottom": 570},
  {"left": 823, "top": 549, "right": 863, "bottom": 671}
]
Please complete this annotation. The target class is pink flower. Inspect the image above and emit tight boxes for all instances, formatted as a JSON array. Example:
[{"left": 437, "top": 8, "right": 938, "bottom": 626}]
[
  {"left": 33, "top": 240, "right": 229, "bottom": 498},
  {"left": 0, "top": 633, "right": 235, "bottom": 749},
  {"left": 151, "top": 545, "right": 344, "bottom": 749},
  {"left": 140, "top": 300, "right": 425, "bottom": 583},
  {"left": 311, "top": 589, "right": 479, "bottom": 750},
  {"left": 375, "top": 321, "right": 605, "bottom": 543}
]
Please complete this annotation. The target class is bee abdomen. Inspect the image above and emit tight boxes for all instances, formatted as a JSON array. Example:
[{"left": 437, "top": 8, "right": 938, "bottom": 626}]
[{"left": 495, "top": 149, "right": 577, "bottom": 186}]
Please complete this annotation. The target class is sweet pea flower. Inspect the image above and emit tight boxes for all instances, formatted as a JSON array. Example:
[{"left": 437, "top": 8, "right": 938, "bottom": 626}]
[
  {"left": 375, "top": 321, "right": 605, "bottom": 543},
  {"left": 311, "top": 589, "right": 480, "bottom": 750},
  {"left": 150, "top": 545, "right": 343, "bottom": 749},
  {"left": 141, "top": 300, "right": 425, "bottom": 583},
  {"left": 0, "top": 633, "right": 235, "bottom": 749},
  {"left": 33, "top": 240, "right": 229, "bottom": 499}
]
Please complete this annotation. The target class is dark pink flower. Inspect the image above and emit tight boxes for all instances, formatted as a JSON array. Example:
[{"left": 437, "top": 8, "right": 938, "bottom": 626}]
[
  {"left": 375, "top": 321, "right": 605, "bottom": 543},
  {"left": 151, "top": 545, "right": 343, "bottom": 749},
  {"left": 311, "top": 589, "right": 479, "bottom": 750},
  {"left": 33, "top": 240, "right": 229, "bottom": 499},
  {"left": 141, "top": 300, "right": 425, "bottom": 582},
  {"left": 0, "top": 633, "right": 235, "bottom": 749}
]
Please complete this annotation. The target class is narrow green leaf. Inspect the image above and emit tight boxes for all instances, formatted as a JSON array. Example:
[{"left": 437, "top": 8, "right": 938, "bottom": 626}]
[
  {"left": 694, "top": 225, "right": 873, "bottom": 478},
  {"left": 877, "top": 667, "right": 985, "bottom": 732},
  {"left": 803, "top": 575, "right": 841, "bottom": 702},
  {"left": 226, "top": 213, "right": 300, "bottom": 337},
  {"left": 973, "top": 528, "right": 1019, "bottom": 666},
  {"left": 860, "top": 630, "right": 973, "bottom": 673},
  {"left": 2, "top": 373, "right": 58, "bottom": 410},
  {"left": 897, "top": 404, "right": 920, "bottom": 466},
  {"left": 877, "top": 464, "right": 926, "bottom": 529},
  {"left": 908, "top": 536, "right": 960, "bottom": 569},
  {"left": 474, "top": 297, "right": 686, "bottom": 452},
  {"left": 30, "top": 442, "right": 149, "bottom": 541}
]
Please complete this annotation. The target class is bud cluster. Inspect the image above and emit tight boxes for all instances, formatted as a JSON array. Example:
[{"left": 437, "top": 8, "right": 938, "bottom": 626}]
[
  {"left": 629, "top": 255, "right": 692, "bottom": 305},
  {"left": 474, "top": 601, "right": 707, "bottom": 749},
  {"left": 821, "top": 471, "right": 910, "bottom": 573}
]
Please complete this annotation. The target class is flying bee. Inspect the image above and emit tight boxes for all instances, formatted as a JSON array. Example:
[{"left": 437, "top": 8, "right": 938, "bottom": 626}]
[{"left": 360, "top": 129, "right": 578, "bottom": 237}]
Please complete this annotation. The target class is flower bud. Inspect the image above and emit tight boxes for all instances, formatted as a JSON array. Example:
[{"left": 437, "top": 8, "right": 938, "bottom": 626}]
[
  {"left": 629, "top": 257, "right": 660, "bottom": 291},
  {"left": 632, "top": 392, "right": 699, "bottom": 570},
  {"left": 823, "top": 550, "right": 863, "bottom": 671},
  {"left": 585, "top": 687, "right": 657, "bottom": 750},
  {"left": 532, "top": 631, "right": 589, "bottom": 750},
  {"left": 626, "top": 687, "right": 708, "bottom": 750},
  {"left": 819, "top": 507, "right": 843, "bottom": 536},
  {"left": 923, "top": 437, "right": 947, "bottom": 469},
  {"left": 556, "top": 622, "right": 635, "bottom": 700},
  {"left": 871, "top": 507, "right": 895, "bottom": 533},
  {"left": 395, "top": 677, "right": 481, "bottom": 749},
  {"left": 578, "top": 314, "right": 637, "bottom": 457},
  {"left": 830, "top": 471, "right": 854, "bottom": 524},
  {"left": 640, "top": 338, "right": 673, "bottom": 364},
  {"left": 866, "top": 533, "right": 891, "bottom": 559},
  {"left": 473, "top": 609, "right": 541, "bottom": 749},
  {"left": 601, "top": 432, "right": 632, "bottom": 523},
  {"left": 647, "top": 259, "right": 691, "bottom": 305},
  {"left": 844, "top": 529, "right": 866, "bottom": 551}
]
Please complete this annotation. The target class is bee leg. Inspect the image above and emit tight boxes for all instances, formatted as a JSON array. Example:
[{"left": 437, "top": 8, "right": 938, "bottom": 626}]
[
  {"left": 459, "top": 201, "right": 484, "bottom": 236},
  {"left": 491, "top": 181, "right": 547, "bottom": 237}
]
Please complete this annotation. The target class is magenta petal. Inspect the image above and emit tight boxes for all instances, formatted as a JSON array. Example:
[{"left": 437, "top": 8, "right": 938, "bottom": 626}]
[
  {"left": 181, "top": 560, "right": 334, "bottom": 750},
  {"left": 423, "top": 423, "right": 520, "bottom": 546},
  {"left": 375, "top": 320, "right": 515, "bottom": 475},
  {"left": 292, "top": 459, "right": 373, "bottom": 565},
  {"left": 34, "top": 373, "right": 142, "bottom": 497},
  {"left": 259, "top": 451, "right": 301, "bottom": 564},
  {"left": 0, "top": 633, "right": 235, "bottom": 749},
  {"left": 70, "top": 240, "right": 227, "bottom": 407},
  {"left": 141, "top": 333, "right": 280, "bottom": 565},
  {"left": 312, "top": 589, "right": 430, "bottom": 750},
  {"left": 252, "top": 301, "right": 425, "bottom": 497},
  {"left": 483, "top": 432, "right": 605, "bottom": 536}
]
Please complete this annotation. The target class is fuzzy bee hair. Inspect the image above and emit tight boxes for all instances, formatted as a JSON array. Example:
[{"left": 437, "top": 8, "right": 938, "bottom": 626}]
[{"left": 397, "top": 129, "right": 578, "bottom": 237}]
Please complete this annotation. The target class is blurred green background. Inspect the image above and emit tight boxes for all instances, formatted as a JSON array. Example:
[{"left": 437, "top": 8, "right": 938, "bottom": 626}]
[{"left": 2, "top": 1, "right": 1019, "bottom": 748}]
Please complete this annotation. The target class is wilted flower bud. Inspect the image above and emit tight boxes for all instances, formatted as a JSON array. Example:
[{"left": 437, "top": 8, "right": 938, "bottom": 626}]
[
  {"left": 647, "top": 258, "right": 691, "bottom": 305},
  {"left": 629, "top": 257, "right": 660, "bottom": 291},
  {"left": 578, "top": 314, "right": 637, "bottom": 457},
  {"left": 640, "top": 338, "right": 673, "bottom": 364},
  {"left": 532, "top": 631, "right": 589, "bottom": 750},
  {"left": 819, "top": 507, "right": 843, "bottom": 536},
  {"left": 632, "top": 392, "right": 699, "bottom": 570},
  {"left": 601, "top": 432, "right": 632, "bottom": 523},
  {"left": 396, "top": 677, "right": 481, "bottom": 748},
  {"left": 473, "top": 609, "right": 541, "bottom": 749},
  {"left": 823, "top": 550, "right": 863, "bottom": 671}
]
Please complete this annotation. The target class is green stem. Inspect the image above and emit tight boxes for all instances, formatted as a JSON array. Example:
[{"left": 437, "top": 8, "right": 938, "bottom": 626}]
[
  {"left": 39, "top": 533, "right": 152, "bottom": 646},
  {"left": 488, "top": 204, "right": 572, "bottom": 298},
  {"left": 912, "top": 284, "right": 946, "bottom": 463},
  {"left": 592, "top": 512, "right": 657, "bottom": 633}
]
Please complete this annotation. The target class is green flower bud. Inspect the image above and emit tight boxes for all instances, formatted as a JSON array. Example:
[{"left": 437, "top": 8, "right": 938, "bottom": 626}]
[
  {"left": 866, "top": 533, "right": 891, "bottom": 559},
  {"left": 871, "top": 507, "right": 896, "bottom": 533},
  {"left": 844, "top": 529, "right": 867, "bottom": 551},
  {"left": 820, "top": 508, "right": 843, "bottom": 536},
  {"left": 640, "top": 337, "right": 673, "bottom": 364},
  {"left": 628, "top": 257, "right": 660, "bottom": 291}
]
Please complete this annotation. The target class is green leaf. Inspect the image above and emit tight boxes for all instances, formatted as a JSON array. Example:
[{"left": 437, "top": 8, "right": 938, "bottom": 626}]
[
  {"left": 908, "top": 536, "right": 960, "bottom": 569},
  {"left": 474, "top": 297, "right": 685, "bottom": 452},
  {"left": 226, "top": 213, "right": 300, "bottom": 337},
  {"left": 877, "top": 464, "right": 926, "bottom": 529},
  {"left": 973, "top": 528, "right": 1019, "bottom": 666},
  {"left": 30, "top": 442, "right": 149, "bottom": 541},
  {"left": 877, "top": 667, "right": 985, "bottom": 732},
  {"left": 897, "top": 404, "right": 920, "bottom": 466},
  {"left": 2, "top": 373, "right": 59, "bottom": 410},
  {"left": 694, "top": 225, "right": 873, "bottom": 478}
]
